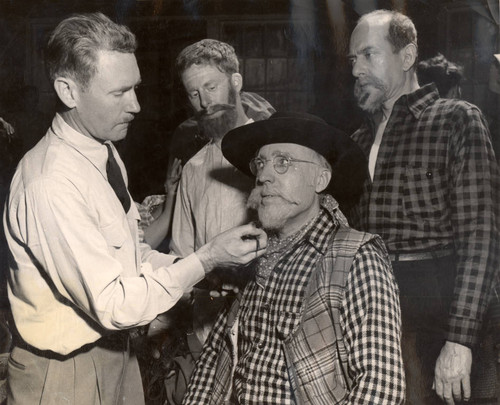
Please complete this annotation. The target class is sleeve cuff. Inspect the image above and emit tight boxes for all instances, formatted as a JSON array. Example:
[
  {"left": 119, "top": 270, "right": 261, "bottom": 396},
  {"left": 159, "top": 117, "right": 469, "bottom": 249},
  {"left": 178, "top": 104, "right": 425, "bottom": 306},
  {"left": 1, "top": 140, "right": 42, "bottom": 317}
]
[
  {"left": 167, "top": 252, "right": 205, "bottom": 291},
  {"left": 447, "top": 316, "right": 482, "bottom": 348}
]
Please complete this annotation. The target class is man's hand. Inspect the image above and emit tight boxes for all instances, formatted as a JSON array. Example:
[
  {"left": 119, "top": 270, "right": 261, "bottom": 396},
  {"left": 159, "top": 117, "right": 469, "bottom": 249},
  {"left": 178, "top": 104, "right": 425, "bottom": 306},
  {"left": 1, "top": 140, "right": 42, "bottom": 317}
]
[
  {"left": 433, "top": 341, "right": 472, "bottom": 404},
  {"left": 210, "top": 283, "right": 239, "bottom": 298},
  {"left": 196, "top": 223, "right": 267, "bottom": 273},
  {"left": 0, "top": 117, "right": 15, "bottom": 139},
  {"left": 164, "top": 157, "right": 182, "bottom": 195}
]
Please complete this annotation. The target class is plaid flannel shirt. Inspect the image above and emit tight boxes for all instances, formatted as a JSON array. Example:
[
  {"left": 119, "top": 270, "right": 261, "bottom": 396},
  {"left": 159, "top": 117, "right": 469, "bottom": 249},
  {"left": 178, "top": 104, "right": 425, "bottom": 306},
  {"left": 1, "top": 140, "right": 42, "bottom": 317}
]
[
  {"left": 348, "top": 84, "right": 500, "bottom": 347},
  {"left": 183, "top": 196, "right": 404, "bottom": 404}
]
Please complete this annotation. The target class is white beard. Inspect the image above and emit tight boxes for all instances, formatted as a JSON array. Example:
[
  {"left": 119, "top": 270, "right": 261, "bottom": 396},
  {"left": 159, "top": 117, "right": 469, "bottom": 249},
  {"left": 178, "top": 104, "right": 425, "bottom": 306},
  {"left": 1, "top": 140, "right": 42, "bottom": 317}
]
[
  {"left": 258, "top": 201, "right": 294, "bottom": 232},
  {"left": 247, "top": 187, "right": 294, "bottom": 233}
]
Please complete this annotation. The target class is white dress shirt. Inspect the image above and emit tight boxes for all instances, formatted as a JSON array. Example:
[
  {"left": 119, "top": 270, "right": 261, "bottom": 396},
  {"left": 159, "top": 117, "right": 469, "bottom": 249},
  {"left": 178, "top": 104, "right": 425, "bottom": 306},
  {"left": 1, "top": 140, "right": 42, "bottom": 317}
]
[{"left": 4, "top": 113, "right": 205, "bottom": 355}]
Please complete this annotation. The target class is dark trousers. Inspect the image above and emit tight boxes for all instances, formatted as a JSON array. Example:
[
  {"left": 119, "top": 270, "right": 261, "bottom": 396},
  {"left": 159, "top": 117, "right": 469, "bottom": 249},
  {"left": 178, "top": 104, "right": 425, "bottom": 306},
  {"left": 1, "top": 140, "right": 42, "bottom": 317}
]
[
  {"left": 393, "top": 255, "right": 457, "bottom": 405},
  {"left": 7, "top": 333, "right": 144, "bottom": 405}
]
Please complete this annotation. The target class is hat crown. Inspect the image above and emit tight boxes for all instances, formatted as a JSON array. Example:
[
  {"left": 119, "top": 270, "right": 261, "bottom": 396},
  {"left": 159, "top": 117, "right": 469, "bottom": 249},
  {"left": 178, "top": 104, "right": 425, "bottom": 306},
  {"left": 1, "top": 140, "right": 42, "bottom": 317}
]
[{"left": 269, "top": 111, "right": 328, "bottom": 125}]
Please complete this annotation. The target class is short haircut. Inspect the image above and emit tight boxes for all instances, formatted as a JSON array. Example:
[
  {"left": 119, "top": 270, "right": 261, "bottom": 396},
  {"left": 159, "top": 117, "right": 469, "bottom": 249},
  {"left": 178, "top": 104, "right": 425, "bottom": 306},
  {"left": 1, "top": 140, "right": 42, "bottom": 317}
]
[
  {"left": 176, "top": 39, "right": 239, "bottom": 77},
  {"left": 417, "top": 53, "right": 464, "bottom": 97},
  {"left": 46, "top": 12, "right": 137, "bottom": 89},
  {"left": 358, "top": 9, "right": 418, "bottom": 54}
]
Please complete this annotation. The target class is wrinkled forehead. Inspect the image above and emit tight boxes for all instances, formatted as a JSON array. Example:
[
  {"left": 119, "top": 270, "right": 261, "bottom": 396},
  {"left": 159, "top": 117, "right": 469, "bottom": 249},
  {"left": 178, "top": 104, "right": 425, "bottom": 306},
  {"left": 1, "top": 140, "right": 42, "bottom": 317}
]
[
  {"left": 181, "top": 62, "right": 230, "bottom": 86},
  {"left": 257, "top": 143, "right": 318, "bottom": 159},
  {"left": 182, "top": 60, "right": 228, "bottom": 77}
]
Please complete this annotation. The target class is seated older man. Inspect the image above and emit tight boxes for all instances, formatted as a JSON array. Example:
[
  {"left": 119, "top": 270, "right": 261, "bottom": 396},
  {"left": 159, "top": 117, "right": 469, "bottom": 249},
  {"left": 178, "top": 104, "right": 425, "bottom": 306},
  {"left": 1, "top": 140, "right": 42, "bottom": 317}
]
[{"left": 182, "top": 111, "right": 405, "bottom": 405}]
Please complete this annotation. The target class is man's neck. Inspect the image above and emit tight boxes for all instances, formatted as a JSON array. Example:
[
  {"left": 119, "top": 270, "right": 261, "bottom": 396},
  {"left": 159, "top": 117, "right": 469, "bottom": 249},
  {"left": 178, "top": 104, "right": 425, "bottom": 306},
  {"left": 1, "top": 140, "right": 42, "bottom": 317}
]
[
  {"left": 383, "top": 73, "right": 419, "bottom": 114},
  {"left": 277, "top": 204, "right": 320, "bottom": 239},
  {"left": 59, "top": 109, "right": 101, "bottom": 143}
]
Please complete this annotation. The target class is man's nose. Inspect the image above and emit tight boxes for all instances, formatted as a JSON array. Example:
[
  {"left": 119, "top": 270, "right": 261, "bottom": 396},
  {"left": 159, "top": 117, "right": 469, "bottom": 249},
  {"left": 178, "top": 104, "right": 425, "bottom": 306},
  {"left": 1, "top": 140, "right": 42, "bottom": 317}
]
[
  {"left": 256, "top": 161, "right": 275, "bottom": 184},
  {"left": 127, "top": 89, "right": 141, "bottom": 114},
  {"left": 199, "top": 92, "right": 211, "bottom": 109},
  {"left": 351, "top": 58, "right": 364, "bottom": 78}
]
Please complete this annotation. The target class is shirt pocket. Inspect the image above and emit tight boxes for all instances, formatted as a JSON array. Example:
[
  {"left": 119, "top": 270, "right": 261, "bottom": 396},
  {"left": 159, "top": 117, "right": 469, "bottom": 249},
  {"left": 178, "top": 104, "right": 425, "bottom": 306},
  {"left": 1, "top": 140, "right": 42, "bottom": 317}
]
[
  {"left": 274, "top": 310, "right": 301, "bottom": 341},
  {"left": 403, "top": 164, "right": 447, "bottom": 223},
  {"left": 100, "top": 216, "right": 127, "bottom": 248}
]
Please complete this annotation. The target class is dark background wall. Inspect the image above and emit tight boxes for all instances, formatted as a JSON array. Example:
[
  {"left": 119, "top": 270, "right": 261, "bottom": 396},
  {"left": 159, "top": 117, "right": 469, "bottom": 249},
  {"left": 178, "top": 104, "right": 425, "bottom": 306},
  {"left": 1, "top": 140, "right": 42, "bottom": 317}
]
[{"left": 0, "top": 0, "right": 499, "bottom": 201}]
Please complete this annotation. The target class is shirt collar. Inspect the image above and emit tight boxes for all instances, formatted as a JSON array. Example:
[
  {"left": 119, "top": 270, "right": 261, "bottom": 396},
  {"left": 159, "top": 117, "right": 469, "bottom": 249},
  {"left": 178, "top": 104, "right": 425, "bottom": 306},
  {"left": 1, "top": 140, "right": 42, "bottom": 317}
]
[
  {"left": 396, "top": 83, "right": 439, "bottom": 120},
  {"left": 360, "top": 83, "right": 439, "bottom": 129},
  {"left": 51, "top": 113, "right": 114, "bottom": 178},
  {"left": 304, "top": 194, "right": 347, "bottom": 255}
]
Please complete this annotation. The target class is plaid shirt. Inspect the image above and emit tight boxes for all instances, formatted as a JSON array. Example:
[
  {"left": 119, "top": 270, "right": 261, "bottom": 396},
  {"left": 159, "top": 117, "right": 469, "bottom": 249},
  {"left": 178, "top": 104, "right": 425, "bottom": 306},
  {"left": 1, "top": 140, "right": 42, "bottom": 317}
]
[
  {"left": 183, "top": 196, "right": 404, "bottom": 404},
  {"left": 348, "top": 84, "right": 500, "bottom": 347}
]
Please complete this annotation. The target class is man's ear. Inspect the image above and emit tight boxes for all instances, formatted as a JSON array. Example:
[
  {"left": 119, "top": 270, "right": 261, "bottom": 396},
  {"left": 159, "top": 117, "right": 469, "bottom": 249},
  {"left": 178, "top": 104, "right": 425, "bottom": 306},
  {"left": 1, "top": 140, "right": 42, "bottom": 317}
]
[
  {"left": 230, "top": 73, "right": 243, "bottom": 92},
  {"left": 315, "top": 169, "right": 332, "bottom": 193},
  {"left": 402, "top": 43, "right": 417, "bottom": 72},
  {"left": 53, "top": 77, "right": 80, "bottom": 109}
]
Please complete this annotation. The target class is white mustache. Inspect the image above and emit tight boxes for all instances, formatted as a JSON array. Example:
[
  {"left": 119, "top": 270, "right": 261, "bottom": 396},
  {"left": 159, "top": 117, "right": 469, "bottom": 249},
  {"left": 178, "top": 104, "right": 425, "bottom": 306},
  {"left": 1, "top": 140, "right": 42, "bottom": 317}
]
[{"left": 247, "top": 187, "right": 295, "bottom": 210}]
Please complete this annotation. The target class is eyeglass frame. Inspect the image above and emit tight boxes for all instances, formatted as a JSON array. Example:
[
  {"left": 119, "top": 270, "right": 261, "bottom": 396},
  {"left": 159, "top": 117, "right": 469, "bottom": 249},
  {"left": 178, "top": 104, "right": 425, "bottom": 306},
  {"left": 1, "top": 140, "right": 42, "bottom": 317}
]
[{"left": 249, "top": 154, "right": 323, "bottom": 176}]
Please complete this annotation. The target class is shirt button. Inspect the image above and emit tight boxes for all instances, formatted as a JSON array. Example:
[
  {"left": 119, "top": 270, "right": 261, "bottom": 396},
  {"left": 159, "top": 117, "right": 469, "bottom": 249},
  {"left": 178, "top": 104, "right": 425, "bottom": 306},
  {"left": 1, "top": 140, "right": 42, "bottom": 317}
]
[
  {"left": 426, "top": 171, "right": 433, "bottom": 179},
  {"left": 261, "top": 303, "right": 270, "bottom": 311},
  {"left": 256, "top": 340, "right": 265, "bottom": 349}
]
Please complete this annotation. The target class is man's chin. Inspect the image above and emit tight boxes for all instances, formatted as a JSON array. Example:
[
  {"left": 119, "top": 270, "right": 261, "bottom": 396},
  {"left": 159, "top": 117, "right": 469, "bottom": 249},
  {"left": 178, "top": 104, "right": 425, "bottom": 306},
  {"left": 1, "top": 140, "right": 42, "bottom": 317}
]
[
  {"left": 357, "top": 96, "right": 383, "bottom": 114},
  {"left": 355, "top": 88, "right": 384, "bottom": 114},
  {"left": 197, "top": 110, "right": 237, "bottom": 140},
  {"left": 257, "top": 206, "right": 290, "bottom": 234}
]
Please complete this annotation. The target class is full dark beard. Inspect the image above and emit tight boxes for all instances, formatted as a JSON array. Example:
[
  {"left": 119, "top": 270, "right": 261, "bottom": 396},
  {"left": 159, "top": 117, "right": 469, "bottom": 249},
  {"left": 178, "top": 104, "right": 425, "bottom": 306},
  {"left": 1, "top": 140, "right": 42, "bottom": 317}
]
[{"left": 195, "top": 87, "right": 238, "bottom": 141}]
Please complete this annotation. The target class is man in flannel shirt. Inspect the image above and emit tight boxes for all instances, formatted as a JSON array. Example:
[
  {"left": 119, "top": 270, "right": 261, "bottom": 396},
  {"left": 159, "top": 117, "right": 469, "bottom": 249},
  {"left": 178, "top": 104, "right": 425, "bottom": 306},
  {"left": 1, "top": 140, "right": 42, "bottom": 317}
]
[
  {"left": 182, "top": 111, "right": 405, "bottom": 405},
  {"left": 348, "top": 9, "right": 500, "bottom": 405}
]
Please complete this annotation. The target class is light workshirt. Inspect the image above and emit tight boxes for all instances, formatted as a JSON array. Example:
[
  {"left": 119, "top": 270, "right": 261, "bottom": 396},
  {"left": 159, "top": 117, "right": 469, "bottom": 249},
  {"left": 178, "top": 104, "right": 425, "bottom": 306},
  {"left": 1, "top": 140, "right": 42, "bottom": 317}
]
[
  {"left": 4, "top": 113, "right": 205, "bottom": 355},
  {"left": 170, "top": 120, "right": 254, "bottom": 257}
]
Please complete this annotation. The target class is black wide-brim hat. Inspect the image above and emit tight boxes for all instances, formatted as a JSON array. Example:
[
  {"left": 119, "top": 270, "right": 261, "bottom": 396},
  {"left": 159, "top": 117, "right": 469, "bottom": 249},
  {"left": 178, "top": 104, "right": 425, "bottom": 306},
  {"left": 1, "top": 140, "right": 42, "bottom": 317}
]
[{"left": 221, "top": 111, "right": 367, "bottom": 209}]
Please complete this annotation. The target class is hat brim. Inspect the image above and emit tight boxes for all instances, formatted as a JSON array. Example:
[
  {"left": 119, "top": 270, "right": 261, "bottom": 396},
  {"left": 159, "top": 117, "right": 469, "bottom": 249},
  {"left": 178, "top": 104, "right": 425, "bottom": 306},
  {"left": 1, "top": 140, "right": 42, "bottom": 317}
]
[{"left": 221, "top": 116, "right": 367, "bottom": 209}]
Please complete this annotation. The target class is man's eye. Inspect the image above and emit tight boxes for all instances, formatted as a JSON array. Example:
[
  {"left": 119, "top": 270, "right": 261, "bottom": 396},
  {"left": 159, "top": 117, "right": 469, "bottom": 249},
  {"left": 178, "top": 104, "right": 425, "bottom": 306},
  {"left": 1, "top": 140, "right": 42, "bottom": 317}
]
[
  {"left": 254, "top": 159, "right": 264, "bottom": 169},
  {"left": 275, "top": 156, "right": 290, "bottom": 166}
]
